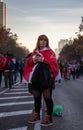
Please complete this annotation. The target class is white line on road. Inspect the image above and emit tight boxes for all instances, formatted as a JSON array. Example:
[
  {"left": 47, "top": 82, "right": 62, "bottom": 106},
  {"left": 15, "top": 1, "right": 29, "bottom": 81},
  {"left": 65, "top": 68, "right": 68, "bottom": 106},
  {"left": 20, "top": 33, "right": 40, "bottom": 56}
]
[
  {"left": 34, "top": 122, "right": 41, "bottom": 130},
  {"left": 0, "top": 88, "right": 9, "bottom": 95},
  {"left": 0, "top": 95, "right": 33, "bottom": 100},
  {"left": 10, "top": 88, "right": 28, "bottom": 91},
  {"left": 14, "top": 86, "right": 27, "bottom": 88},
  {"left": 77, "top": 79, "right": 83, "bottom": 82},
  {"left": 4, "top": 92, "right": 30, "bottom": 95},
  {"left": 0, "top": 101, "right": 34, "bottom": 107},
  {"left": 0, "top": 110, "right": 32, "bottom": 118},
  {"left": 8, "top": 126, "right": 28, "bottom": 130}
]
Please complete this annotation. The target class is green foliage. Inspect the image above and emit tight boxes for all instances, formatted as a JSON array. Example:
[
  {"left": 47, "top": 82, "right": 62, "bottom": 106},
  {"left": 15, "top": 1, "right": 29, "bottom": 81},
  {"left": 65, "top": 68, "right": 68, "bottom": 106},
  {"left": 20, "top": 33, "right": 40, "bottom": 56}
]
[
  {"left": 59, "top": 35, "right": 83, "bottom": 62},
  {"left": 0, "top": 27, "right": 29, "bottom": 58}
]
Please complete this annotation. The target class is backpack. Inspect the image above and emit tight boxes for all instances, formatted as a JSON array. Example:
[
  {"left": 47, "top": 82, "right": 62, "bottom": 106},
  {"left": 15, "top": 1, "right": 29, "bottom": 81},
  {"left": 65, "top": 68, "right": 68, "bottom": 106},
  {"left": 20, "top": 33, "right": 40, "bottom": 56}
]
[
  {"left": 31, "top": 62, "right": 53, "bottom": 91},
  {"left": 7, "top": 60, "right": 15, "bottom": 71}
]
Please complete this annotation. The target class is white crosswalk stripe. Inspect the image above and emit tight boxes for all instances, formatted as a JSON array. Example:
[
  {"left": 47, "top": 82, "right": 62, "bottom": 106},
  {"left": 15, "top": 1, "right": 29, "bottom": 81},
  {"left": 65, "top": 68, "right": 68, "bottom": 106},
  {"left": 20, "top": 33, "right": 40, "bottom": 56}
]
[
  {"left": 0, "top": 95, "right": 33, "bottom": 100},
  {"left": 8, "top": 126, "right": 28, "bottom": 130},
  {"left": 0, "top": 101, "right": 34, "bottom": 107},
  {"left": 0, "top": 110, "right": 32, "bottom": 118},
  {"left": 0, "top": 85, "right": 34, "bottom": 130},
  {"left": 10, "top": 88, "right": 28, "bottom": 91},
  {"left": 4, "top": 91, "right": 30, "bottom": 95}
]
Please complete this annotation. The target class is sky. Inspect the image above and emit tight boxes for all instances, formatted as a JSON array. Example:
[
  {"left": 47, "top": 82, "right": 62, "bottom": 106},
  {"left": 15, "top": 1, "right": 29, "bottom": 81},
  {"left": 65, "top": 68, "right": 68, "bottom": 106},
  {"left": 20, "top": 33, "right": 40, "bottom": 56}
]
[{"left": 3, "top": 0, "right": 83, "bottom": 52}]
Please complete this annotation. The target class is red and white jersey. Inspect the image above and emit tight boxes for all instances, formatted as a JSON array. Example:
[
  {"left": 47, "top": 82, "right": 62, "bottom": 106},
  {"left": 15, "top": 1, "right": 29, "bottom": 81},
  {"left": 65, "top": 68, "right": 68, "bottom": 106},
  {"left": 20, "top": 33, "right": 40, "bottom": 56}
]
[{"left": 23, "top": 47, "right": 59, "bottom": 83}]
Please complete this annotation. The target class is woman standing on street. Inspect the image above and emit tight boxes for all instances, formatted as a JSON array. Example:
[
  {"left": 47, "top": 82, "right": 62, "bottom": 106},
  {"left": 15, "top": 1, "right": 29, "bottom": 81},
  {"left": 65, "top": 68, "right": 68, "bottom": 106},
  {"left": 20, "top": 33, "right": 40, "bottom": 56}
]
[{"left": 23, "top": 34, "right": 59, "bottom": 126}]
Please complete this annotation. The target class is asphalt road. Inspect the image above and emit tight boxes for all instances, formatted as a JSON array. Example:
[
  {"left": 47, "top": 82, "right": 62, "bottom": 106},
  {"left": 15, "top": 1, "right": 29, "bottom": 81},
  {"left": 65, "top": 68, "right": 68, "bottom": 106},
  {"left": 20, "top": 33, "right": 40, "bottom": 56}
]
[
  {"left": 0, "top": 77, "right": 83, "bottom": 130},
  {"left": 52, "top": 78, "right": 83, "bottom": 130}
]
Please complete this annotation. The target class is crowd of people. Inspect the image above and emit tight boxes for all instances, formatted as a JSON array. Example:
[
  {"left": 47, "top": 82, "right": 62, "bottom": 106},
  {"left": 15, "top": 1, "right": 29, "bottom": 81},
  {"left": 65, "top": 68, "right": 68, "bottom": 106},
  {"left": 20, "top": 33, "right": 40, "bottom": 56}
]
[
  {"left": 0, "top": 52, "right": 24, "bottom": 88},
  {"left": 55, "top": 60, "right": 81, "bottom": 85}
]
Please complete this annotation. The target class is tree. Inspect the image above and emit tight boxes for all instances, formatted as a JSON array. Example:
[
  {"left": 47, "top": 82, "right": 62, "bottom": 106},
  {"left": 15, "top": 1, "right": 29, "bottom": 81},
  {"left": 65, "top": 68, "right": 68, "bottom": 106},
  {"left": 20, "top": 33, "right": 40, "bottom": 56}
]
[
  {"left": 59, "top": 17, "right": 83, "bottom": 62},
  {"left": 59, "top": 35, "right": 83, "bottom": 62},
  {"left": 0, "top": 27, "right": 29, "bottom": 58}
]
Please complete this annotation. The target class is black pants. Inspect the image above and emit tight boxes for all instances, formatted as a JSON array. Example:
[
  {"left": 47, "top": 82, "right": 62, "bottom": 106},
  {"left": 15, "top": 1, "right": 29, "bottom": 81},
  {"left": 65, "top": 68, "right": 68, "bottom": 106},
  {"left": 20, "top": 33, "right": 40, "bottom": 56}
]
[
  {"left": 72, "top": 71, "right": 76, "bottom": 79},
  {"left": 0, "top": 70, "right": 3, "bottom": 86},
  {"left": 4, "top": 71, "right": 13, "bottom": 88},
  {"left": 14, "top": 70, "right": 18, "bottom": 82},
  {"left": 33, "top": 87, "right": 53, "bottom": 120},
  {"left": 19, "top": 71, "right": 23, "bottom": 82}
]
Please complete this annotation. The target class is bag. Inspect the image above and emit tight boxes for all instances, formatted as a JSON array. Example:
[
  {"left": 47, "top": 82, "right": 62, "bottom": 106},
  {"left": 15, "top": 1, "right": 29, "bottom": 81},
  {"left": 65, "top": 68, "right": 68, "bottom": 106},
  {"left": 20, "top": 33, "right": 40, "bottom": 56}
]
[
  {"left": 52, "top": 105, "right": 64, "bottom": 117},
  {"left": 31, "top": 62, "right": 52, "bottom": 91}
]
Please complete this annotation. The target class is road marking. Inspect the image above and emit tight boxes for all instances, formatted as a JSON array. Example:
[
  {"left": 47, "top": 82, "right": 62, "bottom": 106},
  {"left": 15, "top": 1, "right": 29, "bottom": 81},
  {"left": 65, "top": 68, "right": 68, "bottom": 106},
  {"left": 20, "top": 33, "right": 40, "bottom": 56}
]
[
  {"left": 13, "top": 82, "right": 20, "bottom": 86},
  {"left": 0, "top": 101, "right": 34, "bottom": 107},
  {"left": 10, "top": 88, "right": 28, "bottom": 91},
  {"left": 8, "top": 126, "right": 28, "bottom": 130},
  {"left": 0, "top": 84, "right": 33, "bottom": 130},
  {"left": 34, "top": 122, "right": 41, "bottom": 130},
  {"left": 4, "top": 91, "right": 30, "bottom": 95},
  {"left": 0, "top": 88, "right": 9, "bottom": 95},
  {"left": 14, "top": 82, "right": 28, "bottom": 86},
  {"left": 0, "top": 95, "right": 33, "bottom": 100},
  {"left": 77, "top": 79, "right": 83, "bottom": 82},
  {"left": 0, "top": 110, "right": 32, "bottom": 118},
  {"left": 14, "top": 86, "right": 27, "bottom": 88}
]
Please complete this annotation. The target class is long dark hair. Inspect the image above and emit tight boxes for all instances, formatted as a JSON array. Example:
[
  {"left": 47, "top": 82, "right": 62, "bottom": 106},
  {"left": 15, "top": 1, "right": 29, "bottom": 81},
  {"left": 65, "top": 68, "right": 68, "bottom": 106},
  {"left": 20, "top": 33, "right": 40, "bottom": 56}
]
[{"left": 34, "top": 34, "right": 50, "bottom": 51}]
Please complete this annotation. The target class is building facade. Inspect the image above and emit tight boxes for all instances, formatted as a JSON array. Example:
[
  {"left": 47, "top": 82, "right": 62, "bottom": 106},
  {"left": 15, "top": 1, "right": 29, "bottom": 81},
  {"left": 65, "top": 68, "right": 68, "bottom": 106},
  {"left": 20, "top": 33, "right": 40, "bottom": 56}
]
[
  {"left": 55, "top": 39, "right": 69, "bottom": 58},
  {"left": 58, "top": 39, "right": 69, "bottom": 52},
  {"left": 0, "top": 0, "right": 6, "bottom": 28}
]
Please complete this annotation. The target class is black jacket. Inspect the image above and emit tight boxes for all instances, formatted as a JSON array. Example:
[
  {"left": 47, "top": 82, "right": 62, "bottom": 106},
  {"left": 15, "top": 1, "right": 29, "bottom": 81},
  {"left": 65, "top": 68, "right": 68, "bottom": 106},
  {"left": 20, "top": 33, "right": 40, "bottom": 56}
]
[{"left": 31, "top": 62, "right": 54, "bottom": 91}]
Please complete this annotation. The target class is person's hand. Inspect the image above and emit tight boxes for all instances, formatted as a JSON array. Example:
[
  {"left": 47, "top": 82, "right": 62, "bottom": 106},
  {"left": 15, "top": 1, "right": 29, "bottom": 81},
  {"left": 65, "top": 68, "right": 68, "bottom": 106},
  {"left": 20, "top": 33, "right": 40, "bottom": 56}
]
[
  {"left": 36, "top": 55, "right": 43, "bottom": 62},
  {"left": 33, "top": 55, "right": 43, "bottom": 63}
]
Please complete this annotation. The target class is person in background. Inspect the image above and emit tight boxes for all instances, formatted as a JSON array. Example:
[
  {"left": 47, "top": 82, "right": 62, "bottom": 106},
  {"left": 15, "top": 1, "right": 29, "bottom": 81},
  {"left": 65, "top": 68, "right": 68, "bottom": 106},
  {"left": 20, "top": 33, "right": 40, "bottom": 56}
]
[
  {"left": 0, "top": 52, "right": 4, "bottom": 87},
  {"left": 13, "top": 58, "right": 18, "bottom": 83},
  {"left": 76, "top": 62, "right": 80, "bottom": 79},
  {"left": 18, "top": 58, "right": 24, "bottom": 83},
  {"left": 3, "top": 53, "right": 14, "bottom": 88},
  {"left": 23, "top": 34, "right": 59, "bottom": 126},
  {"left": 71, "top": 61, "right": 76, "bottom": 79}
]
